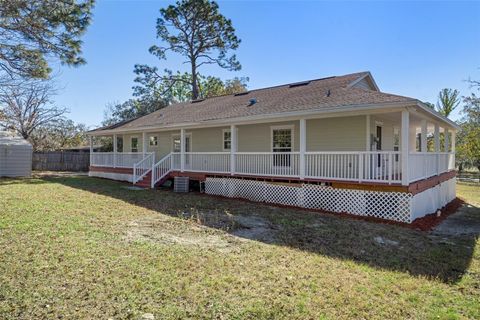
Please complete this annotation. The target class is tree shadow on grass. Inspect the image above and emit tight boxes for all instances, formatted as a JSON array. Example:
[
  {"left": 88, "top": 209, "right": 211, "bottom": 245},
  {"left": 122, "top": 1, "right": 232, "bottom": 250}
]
[{"left": 47, "top": 175, "right": 479, "bottom": 284}]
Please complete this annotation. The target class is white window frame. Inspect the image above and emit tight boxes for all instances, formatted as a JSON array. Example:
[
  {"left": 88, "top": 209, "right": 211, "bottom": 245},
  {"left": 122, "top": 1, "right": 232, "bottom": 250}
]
[
  {"left": 222, "top": 129, "right": 232, "bottom": 151},
  {"left": 270, "top": 125, "right": 294, "bottom": 168},
  {"left": 131, "top": 136, "right": 139, "bottom": 152},
  {"left": 171, "top": 133, "right": 192, "bottom": 153},
  {"left": 270, "top": 125, "right": 294, "bottom": 152},
  {"left": 149, "top": 135, "right": 158, "bottom": 147}
]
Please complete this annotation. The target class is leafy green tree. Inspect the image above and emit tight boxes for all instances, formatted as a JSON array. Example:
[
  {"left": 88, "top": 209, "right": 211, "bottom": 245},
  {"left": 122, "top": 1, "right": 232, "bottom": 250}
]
[
  {"left": 436, "top": 88, "right": 460, "bottom": 117},
  {"left": 102, "top": 99, "right": 167, "bottom": 127},
  {"left": 134, "top": 0, "right": 241, "bottom": 100},
  {"left": 456, "top": 80, "right": 480, "bottom": 171},
  {"left": 108, "top": 75, "right": 248, "bottom": 125},
  {"left": 0, "top": 0, "right": 94, "bottom": 80},
  {"left": 30, "top": 119, "right": 88, "bottom": 151},
  {"left": 423, "top": 101, "right": 435, "bottom": 109}
]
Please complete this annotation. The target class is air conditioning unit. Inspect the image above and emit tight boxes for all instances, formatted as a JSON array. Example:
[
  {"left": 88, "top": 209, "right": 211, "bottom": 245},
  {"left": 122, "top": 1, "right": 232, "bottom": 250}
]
[{"left": 174, "top": 176, "right": 189, "bottom": 193}]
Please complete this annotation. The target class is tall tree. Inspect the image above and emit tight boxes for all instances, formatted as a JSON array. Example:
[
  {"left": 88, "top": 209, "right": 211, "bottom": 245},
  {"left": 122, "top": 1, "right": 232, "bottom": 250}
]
[
  {"left": 0, "top": 0, "right": 94, "bottom": 80},
  {"left": 0, "top": 80, "right": 66, "bottom": 140},
  {"left": 134, "top": 0, "right": 241, "bottom": 100},
  {"left": 436, "top": 88, "right": 460, "bottom": 117},
  {"left": 29, "top": 119, "right": 88, "bottom": 151},
  {"left": 456, "top": 79, "right": 480, "bottom": 171},
  {"left": 108, "top": 75, "right": 248, "bottom": 125}
]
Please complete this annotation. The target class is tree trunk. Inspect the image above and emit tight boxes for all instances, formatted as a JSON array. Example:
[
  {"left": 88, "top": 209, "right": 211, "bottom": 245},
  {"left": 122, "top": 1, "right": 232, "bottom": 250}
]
[{"left": 191, "top": 62, "right": 199, "bottom": 100}]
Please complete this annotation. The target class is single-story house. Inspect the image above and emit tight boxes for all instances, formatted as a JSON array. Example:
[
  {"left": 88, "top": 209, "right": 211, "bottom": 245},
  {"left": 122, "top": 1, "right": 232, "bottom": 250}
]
[{"left": 87, "top": 72, "right": 459, "bottom": 223}]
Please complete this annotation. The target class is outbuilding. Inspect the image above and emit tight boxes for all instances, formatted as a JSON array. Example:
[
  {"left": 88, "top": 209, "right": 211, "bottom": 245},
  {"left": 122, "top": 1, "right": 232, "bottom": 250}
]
[{"left": 0, "top": 132, "right": 32, "bottom": 177}]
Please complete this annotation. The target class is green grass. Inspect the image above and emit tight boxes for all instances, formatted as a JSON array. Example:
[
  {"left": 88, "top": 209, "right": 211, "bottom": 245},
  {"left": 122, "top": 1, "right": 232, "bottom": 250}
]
[{"left": 0, "top": 176, "right": 479, "bottom": 319}]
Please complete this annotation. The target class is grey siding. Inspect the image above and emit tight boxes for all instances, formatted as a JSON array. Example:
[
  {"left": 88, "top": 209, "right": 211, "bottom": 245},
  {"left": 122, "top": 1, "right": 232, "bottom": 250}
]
[
  {"left": 307, "top": 116, "right": 366, "bottom": 151},
  {"left": 0, "top": 145, "right": 32, "bottom": 177}
]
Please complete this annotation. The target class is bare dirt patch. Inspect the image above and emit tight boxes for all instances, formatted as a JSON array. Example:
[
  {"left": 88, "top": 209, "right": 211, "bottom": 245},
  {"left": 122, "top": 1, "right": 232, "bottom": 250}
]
[
  {"left": 432, "top": 203, "right": 480, "bottom": 237},
  {"left": 124, "top": 210, "right": 281, "bottom": 252}
]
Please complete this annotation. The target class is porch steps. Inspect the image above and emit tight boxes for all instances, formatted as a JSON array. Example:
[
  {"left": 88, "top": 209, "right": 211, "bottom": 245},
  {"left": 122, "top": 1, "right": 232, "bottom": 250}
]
[
  {"left": 135, "top": 171, "right": 153, "bottom": 188},
  {"left": 134, "top": 171, "right": 171, "bottom": 189}
]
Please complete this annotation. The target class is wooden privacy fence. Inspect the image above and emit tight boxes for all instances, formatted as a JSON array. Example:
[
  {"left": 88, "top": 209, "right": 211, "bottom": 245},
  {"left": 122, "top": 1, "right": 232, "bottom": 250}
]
[{"left": 32, "top": 152, "right": 90, "bottom": 171}]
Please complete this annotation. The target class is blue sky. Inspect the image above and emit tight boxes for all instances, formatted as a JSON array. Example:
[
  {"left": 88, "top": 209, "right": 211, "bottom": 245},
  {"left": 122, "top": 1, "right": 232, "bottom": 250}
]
[{"left": 53, "top": 0, "right": 480, "bottom": 127}]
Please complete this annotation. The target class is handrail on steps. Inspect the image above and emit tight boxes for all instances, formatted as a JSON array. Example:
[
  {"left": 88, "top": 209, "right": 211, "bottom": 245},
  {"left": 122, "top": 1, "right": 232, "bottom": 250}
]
[
  {"left": 151, "top": 153, "right": 173, "bottom": 188},
  {"left": 133, "top": 153, "right": 155, "bottom": 184}
]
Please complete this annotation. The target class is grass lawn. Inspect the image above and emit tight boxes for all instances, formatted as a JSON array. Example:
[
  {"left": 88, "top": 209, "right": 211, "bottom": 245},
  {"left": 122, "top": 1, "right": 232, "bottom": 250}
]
[{"left": 0, "top": 176, "right": 479, "bottom": 319}]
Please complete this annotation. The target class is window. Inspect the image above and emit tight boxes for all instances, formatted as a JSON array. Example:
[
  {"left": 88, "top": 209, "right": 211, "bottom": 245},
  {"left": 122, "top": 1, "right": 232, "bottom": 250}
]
[
  {"left": 131, "top": 137, "right": 138, "bottom": 152},
  {"left": 117, "top": 137, "right": 123, "bottom": 152},
  {"left": 173, "top": 137, "right": 181, "bottom": 153},
  {"left": 223, "top": 129, "right": 231, "bottom": 151},
  {"left": 149, "top": 135, "right": 158, "bottom": 146},
  {"left": 272, "top": 127, "right": 293, "bottom": 167}
]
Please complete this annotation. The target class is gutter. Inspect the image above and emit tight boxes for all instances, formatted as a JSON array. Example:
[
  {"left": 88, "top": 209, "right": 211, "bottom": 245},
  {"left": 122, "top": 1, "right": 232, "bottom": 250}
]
[{"left": 88, "top": 101, "right": 417, "bottom": 136}]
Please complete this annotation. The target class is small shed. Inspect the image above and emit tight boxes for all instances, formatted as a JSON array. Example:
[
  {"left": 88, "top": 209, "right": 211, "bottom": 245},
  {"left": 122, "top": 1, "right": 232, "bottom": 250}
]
[{"left": 0, "top": 132, "right": 33, "bottom": 177}]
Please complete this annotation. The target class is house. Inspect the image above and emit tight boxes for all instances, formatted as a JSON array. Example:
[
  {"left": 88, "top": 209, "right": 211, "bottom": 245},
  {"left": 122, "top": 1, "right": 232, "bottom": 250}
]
[{"left": 87, "top": 72, "right": 458, "bottom": 223}]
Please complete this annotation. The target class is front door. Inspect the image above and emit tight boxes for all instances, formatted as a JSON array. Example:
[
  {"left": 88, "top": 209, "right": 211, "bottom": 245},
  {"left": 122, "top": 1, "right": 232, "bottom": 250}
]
[
  {"left": 172, "top": 134, "right": 192, "bottom": 168},
  {"left": 272, "top": 127, "right": 292, "bottom": 167}
]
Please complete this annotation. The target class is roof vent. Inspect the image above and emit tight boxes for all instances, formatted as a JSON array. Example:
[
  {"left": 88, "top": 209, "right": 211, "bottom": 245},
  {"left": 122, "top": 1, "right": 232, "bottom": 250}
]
[
  {"left": 289, "top": 81, "right": 310, "bottom": 88},
  {"left": 234, "top": 91, "right": 249, "bottom": 96},
  {"left": 191, "top": 98, "right": 204, "bottom": 103},
  {"left": 248, "top": 98, "right": 257, "bottom": 106}
]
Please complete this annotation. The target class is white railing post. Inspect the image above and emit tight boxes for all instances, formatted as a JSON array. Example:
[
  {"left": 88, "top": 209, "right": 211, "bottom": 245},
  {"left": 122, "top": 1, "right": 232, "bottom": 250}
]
[
  {"left": 401, "top": 110, "right": 410, "bottom": 186},
  {"left": 451, "top": 130, "right": 456, "bottom": 171},
  {"left": 180, "top": 129, "right": 185, "bottom": 172},
  {"left": 358, "top": 153, "right": 364, "bottom": 182},
  {"left": 388, "top": 152, "right": 392, "bottom": 184},
  {"left": 434, "top": 123, "right": 440, "bottom": 175},
  {"left": 299, "top": 119, "right": 306, "bottom": 179},
  {"left": 133, "top": 163, "right": 137, "bottom": 184},
  {"left": 230, "top": 125, "right": 237, "bottom": 175},
  {"left": 113, "top": 134, "right": 117, "bottom": 168},
  {"left": 142, "top": 132, "right": 147, "bottom": 158}
]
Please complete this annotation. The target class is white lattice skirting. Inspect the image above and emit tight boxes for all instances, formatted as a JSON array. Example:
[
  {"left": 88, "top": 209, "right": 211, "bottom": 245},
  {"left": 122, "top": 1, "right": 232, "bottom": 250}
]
[{"left": 204, "top": 177, "right": 457, "bottom": 223}]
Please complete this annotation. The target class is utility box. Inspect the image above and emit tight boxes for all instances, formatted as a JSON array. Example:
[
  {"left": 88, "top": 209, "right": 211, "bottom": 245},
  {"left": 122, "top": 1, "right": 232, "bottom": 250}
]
[{"left": 174, "top": 176, "right": 189, "bottom": 193}]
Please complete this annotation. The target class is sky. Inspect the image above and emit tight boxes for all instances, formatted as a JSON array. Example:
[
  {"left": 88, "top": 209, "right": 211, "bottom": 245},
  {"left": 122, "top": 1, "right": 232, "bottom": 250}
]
[{"left": 52, "top": 0, "right": 480, "bottom": 127}]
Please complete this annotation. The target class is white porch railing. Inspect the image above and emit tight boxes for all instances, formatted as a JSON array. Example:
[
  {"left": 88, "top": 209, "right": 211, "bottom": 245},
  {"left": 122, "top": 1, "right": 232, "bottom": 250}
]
[
  {"left": 90, "top": 152, "right": 154, "bottom": 168},
  {"left": 151, "top": 153, "right": 173, "bottom": 188},
  {"left": 133, "top": 153, "right": 155, "bottom": 184},
  {"left": 305, "top": 151, "right": 402, "bottom": 183},
  {"left": 409, "top": 152, "right": 455, "bottom": 183},
  {"left": 236, "top": 152, "right": 300, "bottom": 177},
  {"left": 91, "top": 151, "right": 455, "bottom": 186},
  {"left": 171, "top": 152, "right": 231, "bottom": 173}
]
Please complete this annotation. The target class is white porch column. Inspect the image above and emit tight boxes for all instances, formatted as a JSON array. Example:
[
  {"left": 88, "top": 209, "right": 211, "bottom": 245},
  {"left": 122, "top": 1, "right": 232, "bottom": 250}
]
[
  {"left": 451, "top": 130, "right": 456, "bottom": 153},
  {"left": 180, "top": 128, "right": 185, "bottom": 172},
  {"left": 89, "top": 136, "right": 93, "bottom": 166},
  {"left": 113, "top": 134, "right": 117, "bottom": 168},
  {"left": 434, "top": 123, "right": 440, "bottom": 175},
  {"left": 434, "top": 123, "right": 440, "bottom": 152},
  {"left": 365, "top": 115, "right": 371, "bottom": 151},
  {"left": 299, "top": 119, "right": 306, "bottom": 179},
  {"left": 142, "top": 132, "right": 147, "bottom": 157},
  {"left": 420, "top": 119, "right": 427, "bottom": 152},
  {"left": 230, "top": 124, "right": 237, "bottom": 175},
  {"left": 444, "top": 128, "right": 450, "bottom": 152},
  {"left": 401, "top": 110, "right": 410, "bottom": 186}
]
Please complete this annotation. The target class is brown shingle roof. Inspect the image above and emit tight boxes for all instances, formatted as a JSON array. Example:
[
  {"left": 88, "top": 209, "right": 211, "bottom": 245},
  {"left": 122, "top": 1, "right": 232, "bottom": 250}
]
[{"left": 92, "top": 72, "right": 416, "bottom": 132}]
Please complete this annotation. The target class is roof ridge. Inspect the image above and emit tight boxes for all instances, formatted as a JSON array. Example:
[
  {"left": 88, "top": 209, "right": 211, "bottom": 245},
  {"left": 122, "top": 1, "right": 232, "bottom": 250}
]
[{"left": 184, "top": 71, "right": 369, "bottom": 101}]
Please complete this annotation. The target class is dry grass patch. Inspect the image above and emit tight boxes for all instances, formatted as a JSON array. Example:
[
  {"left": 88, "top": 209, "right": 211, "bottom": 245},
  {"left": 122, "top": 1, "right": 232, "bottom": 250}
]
[{"left": 0, "top": 176, "right": 478, "bottom": 319}]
